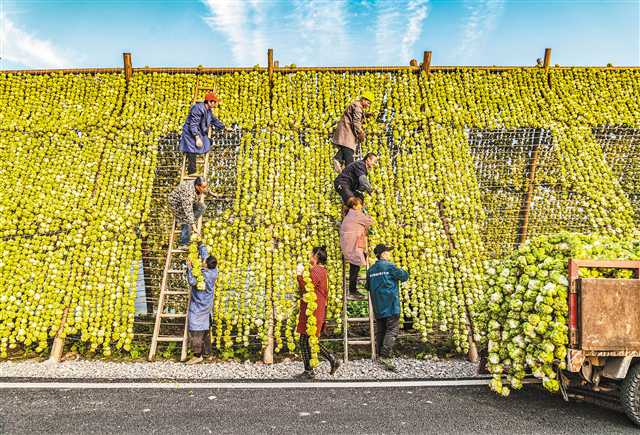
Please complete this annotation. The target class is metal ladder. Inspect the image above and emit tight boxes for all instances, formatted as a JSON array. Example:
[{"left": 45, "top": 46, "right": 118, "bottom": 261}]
[
  {"left": 342, "top": 256, "right": 376, "bottom": 363},
  {"left": 148, "top": 153, "right": 210, "bottom": 362}
]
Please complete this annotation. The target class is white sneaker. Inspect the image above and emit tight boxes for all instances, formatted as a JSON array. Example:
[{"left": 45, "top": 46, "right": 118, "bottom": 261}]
[{"left": 185, "top": 356, "right": 203, "bottom": 365}]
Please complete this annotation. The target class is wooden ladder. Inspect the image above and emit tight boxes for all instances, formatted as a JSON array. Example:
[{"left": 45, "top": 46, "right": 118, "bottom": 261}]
[
  {"left": 342, "top": 257, "right": 376, "bottom": 363},
  {"left": 148, "top": 153, "right": 210, "bottom": 362}
]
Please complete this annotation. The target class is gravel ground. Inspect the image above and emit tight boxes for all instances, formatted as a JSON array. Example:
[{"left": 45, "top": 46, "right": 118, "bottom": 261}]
[{"left": 0, "top": 357, "right": 479, "bottom": 380}]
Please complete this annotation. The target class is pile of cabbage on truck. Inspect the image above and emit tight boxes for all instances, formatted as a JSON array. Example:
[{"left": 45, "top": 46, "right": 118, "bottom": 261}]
[{"left": 477, "top": 231, "right": 640, "bottom": 396}]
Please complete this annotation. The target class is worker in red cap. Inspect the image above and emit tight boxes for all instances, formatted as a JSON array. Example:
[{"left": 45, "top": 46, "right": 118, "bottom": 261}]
[{"left": 179, "top": 92, "right": 227, "bottom": 175}]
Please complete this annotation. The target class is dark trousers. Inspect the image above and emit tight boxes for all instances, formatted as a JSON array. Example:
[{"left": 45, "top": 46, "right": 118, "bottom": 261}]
[
  {"left": 334, "top": 145, "right": 355, "bottom": 166},
  {"left": 179, "top": 202, "right": 206, "bottom": 245},
  {"left": 299, "top": 334, "right": 335, "bottom": 372},
  {"left": 375, "top": 315, "right": 400, "bottom": 358},
  {"left": 189, "top": 329, "right": 211, "bottom": 357},
  {"left": 348, "top": 263, "right": 360, "bottom": 294},
  {"left": 185, "top": 152, "right": 198, "bottom": 175}
]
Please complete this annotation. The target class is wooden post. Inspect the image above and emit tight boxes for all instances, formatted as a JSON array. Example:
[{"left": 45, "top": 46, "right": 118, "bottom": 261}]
[
  {"left": 263, "top": 296, "right": 275, "bottom": 365},
  {"left": 47, "top": 307, "right": 69, "bottom": 363},
  {"left": 267, "top": 48, "right": 274, "bottom": 82},
  {"left": 421, "top": 51, "right": 432, "bottom": 76},
  {"left": 543, "top": 48, "right": 552, "bottom": 71},
  {"left": 123, "top": 52, "right": 133, "bottom": 82},
  {"left": 516, "top": 144, "right": 542, "bottom": 247},
  {"left": 262, "top": 237, "right": 275, "bottom": 365}
]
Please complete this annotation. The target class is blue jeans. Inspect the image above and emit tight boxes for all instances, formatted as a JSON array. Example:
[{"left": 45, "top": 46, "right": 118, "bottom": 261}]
[{"left": 179, "top": 202, "right": 206, "bottom": 245}]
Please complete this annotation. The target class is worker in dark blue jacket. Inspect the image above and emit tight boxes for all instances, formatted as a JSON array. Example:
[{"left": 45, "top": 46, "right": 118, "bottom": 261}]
[
  {"left": 366, "top": 244, "right": 409, "bottom": 370},
  {"left": 179, "top": 92, "right": 226, "bottom": 175}
]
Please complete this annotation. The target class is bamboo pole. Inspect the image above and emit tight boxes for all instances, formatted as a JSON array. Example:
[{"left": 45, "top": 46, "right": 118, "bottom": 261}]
[
  {"left": 134, "top": 67, "right": 265, "bottom": 73},
  {"left": 123, "top": 52, "right": 133, "bottom": 82},
  {"left": 2, "top": 64, "right": 640, "bottom": 76},
  {"left": 516, "top": 143, "right": 542, "bottom": 247}
]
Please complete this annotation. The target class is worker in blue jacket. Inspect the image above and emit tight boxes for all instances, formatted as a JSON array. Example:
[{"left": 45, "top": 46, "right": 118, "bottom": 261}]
[
  {"left": 366, "top": 244, "right": 409, "bottom": 370},
  {"left": 179, "top": 92, "right": 226, "bottom": 175},
  {"left": 185, "top": 242, "right": 218, "bottom": 365}
]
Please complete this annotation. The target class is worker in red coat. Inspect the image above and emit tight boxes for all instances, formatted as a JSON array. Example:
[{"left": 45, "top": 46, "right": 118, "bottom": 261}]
[{"left": 295, "top": 246, "right": 341, "bottom": 379}]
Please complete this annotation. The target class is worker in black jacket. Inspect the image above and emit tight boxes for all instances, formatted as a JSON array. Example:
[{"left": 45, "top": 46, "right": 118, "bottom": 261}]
[{"left": 334, "top": 152, "right": 378, "bottom": 205}]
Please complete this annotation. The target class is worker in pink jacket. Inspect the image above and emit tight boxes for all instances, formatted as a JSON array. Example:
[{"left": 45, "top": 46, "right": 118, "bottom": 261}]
[{"left": 339, "top": 196, "right": 374, "bottom": 300}]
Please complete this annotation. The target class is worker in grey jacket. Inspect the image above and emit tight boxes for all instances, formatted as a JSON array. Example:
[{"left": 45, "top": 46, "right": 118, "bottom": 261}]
[{"left": 332, "top": 92, "right": 374, "bottom": 173}]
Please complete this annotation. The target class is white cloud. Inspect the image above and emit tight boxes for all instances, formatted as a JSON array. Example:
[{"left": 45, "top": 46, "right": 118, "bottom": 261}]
[
  {"left": 375, "top": 0, "right": 429, "bottom": 64},
  {"left": 456, "top": 0, "right": 505, "bottom": 62},
  {"left": 292, "top": 0, "right": 350, "bottom": 65},
  {"left": 400, "top": 1, "right": 429, "bottom": 61},
  {"left": 201, "top": 0, "right": 267, "bottom": 66},
  {"left": 0, "top": 12, "right": 72, "bottom": 69}
]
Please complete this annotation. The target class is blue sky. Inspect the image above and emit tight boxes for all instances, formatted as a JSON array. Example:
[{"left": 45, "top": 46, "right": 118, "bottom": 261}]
[{"left": 1, "top": 0, "right": 638, "bottom": 70}]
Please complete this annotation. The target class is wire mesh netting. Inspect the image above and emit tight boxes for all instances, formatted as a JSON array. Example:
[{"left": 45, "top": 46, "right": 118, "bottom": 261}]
[
  {"left": 468, "top": 128, "right": 553, "bottom": 257},
  {"left": 593, "top": 126, "right": 640, "bottom": 220},
  {"left": 467, "top": 127, "right": 601, "bottom": 258}
]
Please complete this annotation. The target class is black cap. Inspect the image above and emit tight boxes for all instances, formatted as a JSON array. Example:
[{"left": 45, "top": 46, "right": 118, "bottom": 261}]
[{"left": 374, "top": 244, "right": 394, "bottom": 258}]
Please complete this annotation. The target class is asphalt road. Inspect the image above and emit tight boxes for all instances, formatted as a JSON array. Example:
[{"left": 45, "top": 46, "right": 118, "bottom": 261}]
[{"left": 0, "top": 384, "right": 635, "bottom": 434}]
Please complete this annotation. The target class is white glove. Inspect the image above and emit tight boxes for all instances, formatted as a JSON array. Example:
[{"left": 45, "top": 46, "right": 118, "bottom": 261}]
[
  {"left": 296, "top": 263, "right": 305, "bottom": 276},
  {"left": 195, "top": 135, "right": 204, "bottom": 148}
]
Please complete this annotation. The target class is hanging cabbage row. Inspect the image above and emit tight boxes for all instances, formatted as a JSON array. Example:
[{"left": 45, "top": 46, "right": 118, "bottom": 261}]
[{"left": 0, "top": 68, "right": 639, "bottom": 359}]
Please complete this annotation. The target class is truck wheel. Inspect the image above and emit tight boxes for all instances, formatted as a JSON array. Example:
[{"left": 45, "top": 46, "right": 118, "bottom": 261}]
[{"left": 621, "top": 362, "right": 640, "bottom": 426}]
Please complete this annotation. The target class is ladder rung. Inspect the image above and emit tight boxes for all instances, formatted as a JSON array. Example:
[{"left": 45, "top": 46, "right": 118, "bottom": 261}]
[
  {"left": 347, "top": 340, "right": 371, "bottom": 345},
  {"left": 347, "top": 317, "right": 370, "bottom": 322},
  {"left": 160, "top": 313, "right": 187, "bottom": 318},
  {"left": 347, "top": 295, "right": 367, "bottom": 301},
  {"left": 167, "top": 269, "right": 184, "bottom": 274},
  {"left": 164, "top": 291, "right": 189, "bottom": 295},
  {"left": 171, "top": 249, "right": 187, "bottom": 254},
  {"left": 182, "top": 175, "right": 203, "bottom": 180},
  {"left": 156, "top": 336, "right": 184, "bottom": 342}
]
